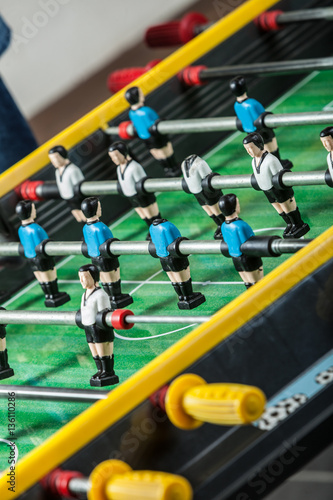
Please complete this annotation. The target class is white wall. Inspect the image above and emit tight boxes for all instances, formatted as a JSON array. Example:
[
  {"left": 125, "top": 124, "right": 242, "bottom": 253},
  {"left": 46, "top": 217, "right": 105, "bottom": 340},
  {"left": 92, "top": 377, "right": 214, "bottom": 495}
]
[{"left": 0, "top": 0, "right": 196, "bottom": 118}]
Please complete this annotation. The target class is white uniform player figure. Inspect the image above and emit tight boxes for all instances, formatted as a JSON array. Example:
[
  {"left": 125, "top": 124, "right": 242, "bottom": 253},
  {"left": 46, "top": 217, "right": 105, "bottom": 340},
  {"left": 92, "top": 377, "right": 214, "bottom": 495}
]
[
  {"left": 108, "top": 141, "right": 162, "bottom": 240},
  {"left": 243, "top": 132, "right": 309, "bottom": 239},
  {"left": 181, "top": 154, "right": 225, "bottom": 239},
  {"left": 48, "top": 145, "right": 86, "bottom": 224},
  {"left": 77, "top": 264, "right": 119, "bottom": 387},
  {"left": 320, "top": 126, "right": 333, "bottom": 184}
]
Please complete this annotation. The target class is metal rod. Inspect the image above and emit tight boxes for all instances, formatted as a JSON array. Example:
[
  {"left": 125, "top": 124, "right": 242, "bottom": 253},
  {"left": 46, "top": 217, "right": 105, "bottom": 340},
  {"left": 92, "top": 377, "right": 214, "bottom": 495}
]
[
  {"left": 80, "top": 180, "right": 119, "bottom": 196},
  {"left": 32, "top": 170, "right": 331, "bottom": 201},
  {"left": 121, "top": 315, "right": 210, "bottom": 325},
  {"left": 82, "top": 171, "right": 329, "bottom": 195},
  {"left": 157, "top": 117, "right": 237, "bottom": 134},
  {"left": 200, "top": 57, "right": 333, "bottom": 80},
  {"left": 105, "top": 111, "right": 333, "bottom": 137},
  {"left": 277, "top": 171, "right": 327, "bottom": 187},
  {"left": 68, "top": 478, "right": 90, "bottom": 495},
  {"left": 264, "top": 111, "right": 333, "bottom": 128},
  {"left": 110, "top": 241, "right": 150, "bottom": 255},
  {"left": 0, "top": 309, "right": 211, "bottom": 328},
  {"left": 188, "top": 8, "right": 333, "bottom": 37},
  {"left": 193, "top": 21, "right": 215, "bottom": 36},
  {"left": 270, "top": 239, "right": 309, "bottom": 255},
  {"left": 44, "top": 241, "right": 83, "bottom": 256},
  {"left": 277, "top": 7, "right": 333, "bottom": 24},
  {"left": 0, "top": 238, "right": 310, "bottom": 259},
  {"left": 0, "top": 385, "right": 109, "bottom": 402},
  {"left": 0, "top": 310, "right": 77, "bottom": 325}
]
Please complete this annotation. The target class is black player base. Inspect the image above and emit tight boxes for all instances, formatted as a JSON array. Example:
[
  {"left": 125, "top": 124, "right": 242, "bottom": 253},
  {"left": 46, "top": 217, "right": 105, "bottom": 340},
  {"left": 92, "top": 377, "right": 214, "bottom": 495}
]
[
  {"left": 178, "top": 292, "right": 206, "bottom": 310},
  {"left": 90, "top": 373, "right": 119, "bottom": 387},
  {"left": 285, "top": 223, "right": 310, "bottom": 239},
  {"left": 44, "top": 292, "right": 71, "bottom": 308},
  {"left": 110, "top": 294, "right": 133, "bottom": 309},
  {"left": 0, "top": 367, "right": 14, "bottom": 380}
]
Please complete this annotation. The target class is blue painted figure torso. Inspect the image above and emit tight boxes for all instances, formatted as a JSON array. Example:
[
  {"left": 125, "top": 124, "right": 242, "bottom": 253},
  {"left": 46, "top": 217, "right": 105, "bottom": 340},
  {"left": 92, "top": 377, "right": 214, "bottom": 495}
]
[
  {"left": 129, "top": 106, "right": 159, "bottom": 139},
  {"left": 18, "top": 223, "right": 49, "bottom": 258},
  {"left": 149, "top": 221, "right": 181, "bottom": 258},
  {"left": 83, "top": 221, "right": 113, "bottom": 258},
  {"left": 234, "top": 98, "right": 265, "bottom": 133},
  {"left": 222, "top": 218, "right": 254, "bottom": 257}
]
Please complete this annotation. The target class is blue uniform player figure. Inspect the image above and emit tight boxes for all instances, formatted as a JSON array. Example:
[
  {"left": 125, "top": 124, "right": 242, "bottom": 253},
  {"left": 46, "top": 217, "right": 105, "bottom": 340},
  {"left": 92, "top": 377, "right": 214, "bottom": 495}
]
[
  {"left": 230, "top": 75, "right": 292, "bottom": 169},
  {"left": 81, "top": 197, "right": 133, "bottom": 309},
  {"left": 149, "top": 218, "right": 205, "bottom": 309},
  {"left": 16, "top": 201, "right": 71, "bottom": 307},
  {"left": 124, "top": 86, "right": 181, "bottom": 177},
  {"left": 219, "top": 194, "right": 264, "bottom": 289},
  {"left": 0, "top": 323, "right": 14, "bottom": 381}
]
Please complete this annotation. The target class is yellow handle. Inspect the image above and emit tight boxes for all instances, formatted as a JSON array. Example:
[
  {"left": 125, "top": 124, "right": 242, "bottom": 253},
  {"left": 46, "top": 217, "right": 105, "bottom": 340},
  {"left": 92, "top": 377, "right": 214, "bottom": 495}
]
[
  {"left": 165, "top": 374, "right": 266, "bottom": 429},
  {"left": 106, "top": 471, "right": 192, "bottom": 500},
  {"left": 88, "top": 460, "right": 192, "bottom": 500}
]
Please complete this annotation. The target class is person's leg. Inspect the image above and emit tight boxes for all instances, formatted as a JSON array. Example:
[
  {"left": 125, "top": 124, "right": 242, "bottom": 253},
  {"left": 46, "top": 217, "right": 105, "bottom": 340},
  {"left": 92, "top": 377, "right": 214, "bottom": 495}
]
[{"left": 0, "top": 77, "right": 38, "bottom": 173}]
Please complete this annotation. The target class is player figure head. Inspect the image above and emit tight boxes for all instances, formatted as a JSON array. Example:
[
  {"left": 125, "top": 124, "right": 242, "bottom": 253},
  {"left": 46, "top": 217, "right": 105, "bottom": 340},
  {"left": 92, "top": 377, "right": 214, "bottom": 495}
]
[
  {"left": 79, "top": 263, "right": 100, "bottom": 289},
  {"left": 320, "top": 126, "right": 333, "bottom": 152},
  {"left": 108, "top": 141, "right": 129, "bottom": 165},
  {"left": 229, "top": 75, "right": 247, "bottom": 99},
  {"left": 124, "top": 86, "right": 145, "bottom": 109},
  {"left": 81, "top": 197, "right": 101, "bottom": 220},
  {"left": 218, "top": 194, "right": 240, "bottom": 218},
  {"left": 48, "top": 145, "right": 69, "bottom": 168},
  {"left": 243, "top": 132, "right": 265, "bottom": 157},
  {"left": 15, "top": 200, "right": 36, "bottom": 223}
]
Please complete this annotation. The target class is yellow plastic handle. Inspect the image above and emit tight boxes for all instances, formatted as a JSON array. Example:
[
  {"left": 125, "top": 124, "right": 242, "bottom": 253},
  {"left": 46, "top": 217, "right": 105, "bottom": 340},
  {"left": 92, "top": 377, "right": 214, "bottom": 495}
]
[
  {"left": 165, "top": 374, "right": 266, "bottom": 430},
  {"left": 88, "top": 460, "right": 192, "bottom": 500},
  {"left": 88, "top": 460, "right": 132, "bottom": 500},
  {"left": 106, "top": 471, "right": 192, "bottom": 500}
]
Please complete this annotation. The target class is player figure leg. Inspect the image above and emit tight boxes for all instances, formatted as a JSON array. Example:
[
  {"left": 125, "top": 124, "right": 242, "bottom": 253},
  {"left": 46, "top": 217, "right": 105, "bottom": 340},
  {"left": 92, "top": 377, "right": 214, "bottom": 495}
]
[
  {"left": 233, "top": 255, "right": 264, "bottom": 289},
  {"left": 85, "top": 326, "right": 119, "bottom": 387},
  {"left": 201, "top": 203, "right": 225, "bottom": 240},
  {"left": 135, "top": 202, "right": 161, "bottom": 240},
  {"left": 35, "top": 268, "right": 70, "bottom": 308},
  {"left": 260, "top": 130, "right": 293, "bottom": 170},
  {"left": 150, "top": 142, "right": 181, "bottom": 178},
  {"left": 71, "top": 209, "right": 86, "bottom": 224},
  {"left": 272, "top": 198, "right": 310, "bottom": 239},
  {"left": 0, "top": 326, "right": 14, "bottom": 380},
  {"left": 166, "top": 267, "right": 206, "bottom": 310},
  {"left": 99, "top": 267, "right": 133, "bottom": 309}
]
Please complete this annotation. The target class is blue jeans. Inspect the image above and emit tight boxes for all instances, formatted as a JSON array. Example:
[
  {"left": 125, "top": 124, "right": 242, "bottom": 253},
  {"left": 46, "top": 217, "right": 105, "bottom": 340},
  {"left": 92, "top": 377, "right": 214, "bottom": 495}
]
[{"left": 0, "top": 16, "right": 38, "bottom": 173}]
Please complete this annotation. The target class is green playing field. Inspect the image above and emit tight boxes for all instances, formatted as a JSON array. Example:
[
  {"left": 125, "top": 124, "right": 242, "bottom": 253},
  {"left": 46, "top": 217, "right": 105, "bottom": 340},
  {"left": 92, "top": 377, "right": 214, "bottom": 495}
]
[{"left": 0, "top": 70, "right": 332, "bottom": 463}]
